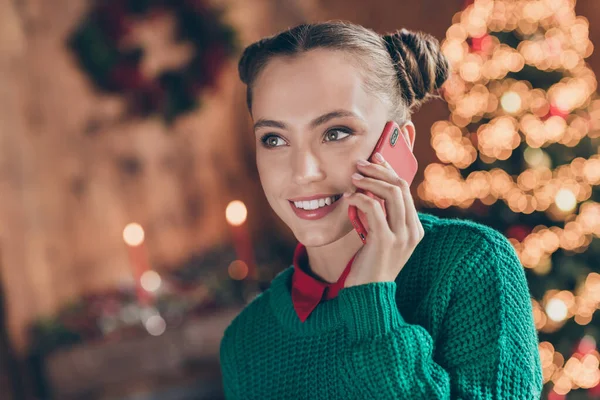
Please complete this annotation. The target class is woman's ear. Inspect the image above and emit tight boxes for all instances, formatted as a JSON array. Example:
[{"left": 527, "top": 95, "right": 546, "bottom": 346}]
[{"left": 400, "top": 121, "right": 416, "bottom": 151}]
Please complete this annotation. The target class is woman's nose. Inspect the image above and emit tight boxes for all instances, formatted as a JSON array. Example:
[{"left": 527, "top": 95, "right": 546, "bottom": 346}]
[{"left": 291, "top": 150, "right": 325, "bottom": 185}]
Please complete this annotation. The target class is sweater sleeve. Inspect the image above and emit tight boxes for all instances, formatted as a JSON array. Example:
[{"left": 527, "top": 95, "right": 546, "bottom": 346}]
[
  {"left": 219, "top": 327, "right": 240, "bottom": 399},
  {"left": 335, "top": 233, "right": 544, "bottom": 399}
]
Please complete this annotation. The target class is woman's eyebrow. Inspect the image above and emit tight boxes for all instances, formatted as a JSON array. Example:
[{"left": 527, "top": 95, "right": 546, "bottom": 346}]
[{"left": 253, "top": 109, "right": 364, "bottom": 132}]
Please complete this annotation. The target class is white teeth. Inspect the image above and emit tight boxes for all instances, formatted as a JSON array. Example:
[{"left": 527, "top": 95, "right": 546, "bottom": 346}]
[{"left": 293, "top": 195, "right": 340, "bottom": 210}]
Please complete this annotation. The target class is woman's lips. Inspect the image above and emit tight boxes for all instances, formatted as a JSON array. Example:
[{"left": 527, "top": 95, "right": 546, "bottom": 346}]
[{"left": 288, "top": 197, "right": 342, "bottom": 220}]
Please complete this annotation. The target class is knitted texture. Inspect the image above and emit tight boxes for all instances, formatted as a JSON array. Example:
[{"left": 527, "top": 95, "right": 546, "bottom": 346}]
[{"left": 219, "top": 212, "right": 544, "bottom": 399}]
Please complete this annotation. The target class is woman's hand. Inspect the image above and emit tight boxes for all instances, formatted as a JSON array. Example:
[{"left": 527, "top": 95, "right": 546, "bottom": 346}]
[{"left": 343, "top": 152, "right": 424, "bottom": 288}]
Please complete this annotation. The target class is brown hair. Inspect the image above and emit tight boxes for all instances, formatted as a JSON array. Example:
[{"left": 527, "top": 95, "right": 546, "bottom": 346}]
[{"left": 237, "top": 20, "right": 451, "bottom": 123}]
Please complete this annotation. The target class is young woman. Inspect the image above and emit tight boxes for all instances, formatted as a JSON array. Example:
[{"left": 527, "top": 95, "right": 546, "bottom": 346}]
[{"left": 220, "top": 21, "right": 543, "bottom": 399}]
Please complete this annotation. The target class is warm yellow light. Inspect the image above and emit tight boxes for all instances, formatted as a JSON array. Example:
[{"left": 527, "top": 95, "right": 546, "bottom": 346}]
[
  {"left": 460, "top": 60, "right": 482, "bottom": 82},
  {"left": 555, "top": 189, "right": 577, "bottom": 212},
  {"left": 123, "top": 223, "right": 145, "bottom": 246},
  {"left": 226, "top": 200, "right": 248, "bottom": 226},
  {"left": 546, "top": 298, "right": 568, "bottom": 322},
  {"left": 501, "top": 91, "right": 522, "bottom": 113}
]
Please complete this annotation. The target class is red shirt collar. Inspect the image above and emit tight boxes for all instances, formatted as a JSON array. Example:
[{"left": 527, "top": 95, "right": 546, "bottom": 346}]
[{"left": 291, "top": 242, "right": 356, "bottom": 322}]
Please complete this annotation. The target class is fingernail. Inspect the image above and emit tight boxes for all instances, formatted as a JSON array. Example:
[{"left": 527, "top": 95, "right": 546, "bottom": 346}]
[
  {"left": 343, "top": 192, "right": 351, "bottom": 197},
  {"left": 374, "top": 152, "right": 384, "bottom": 163},
  {"left": 356, "top": 159, "right": 370, "bottom": 166},
  {"left": 352, "top": 173, "right": 364, "bottom": 180}
]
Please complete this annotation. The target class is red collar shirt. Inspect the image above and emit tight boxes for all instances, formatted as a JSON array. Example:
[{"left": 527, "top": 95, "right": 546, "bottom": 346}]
[{"left": 291, "top": 242, "right": 357, "bottom": 322}]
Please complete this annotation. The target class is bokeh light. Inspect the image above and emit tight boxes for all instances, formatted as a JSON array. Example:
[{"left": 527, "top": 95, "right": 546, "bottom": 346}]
[
  {"left": 123, "top": 223, "right": 145, "bottom": 246},
  {"left": 226, "top": 200, "right": 248, "bottom": 226}
]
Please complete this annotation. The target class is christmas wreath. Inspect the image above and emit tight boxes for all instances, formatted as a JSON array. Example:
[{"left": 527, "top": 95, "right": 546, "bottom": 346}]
[{"left": 68, "top": 0, "right": 238, "bottom": 122}]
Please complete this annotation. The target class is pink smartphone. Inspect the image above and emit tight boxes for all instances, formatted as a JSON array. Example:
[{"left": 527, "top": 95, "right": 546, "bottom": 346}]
[{"left": 348, "top": 121, "right": 418, "bottom": 244}]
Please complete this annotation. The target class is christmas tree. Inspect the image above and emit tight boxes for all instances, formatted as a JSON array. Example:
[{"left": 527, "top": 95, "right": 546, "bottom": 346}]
[{"left": 417, "top": 0, "right": 600, "bottom": 398}]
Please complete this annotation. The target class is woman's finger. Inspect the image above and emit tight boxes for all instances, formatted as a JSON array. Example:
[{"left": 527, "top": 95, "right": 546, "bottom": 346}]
[
  {"left": 373, "top": 153, "right": 421, "bottom": 239},
  {"left": 355, "top": 158, "right": 397, "bottom": 185},
  {"left": 351, "top": 173, "right": 405, "bottom": 233},
  {"left": 344, "top": 191, "right": 391, "bottom": 239},
  {"left": 397, "top": 178, "right": 423, "bottom": 242}
]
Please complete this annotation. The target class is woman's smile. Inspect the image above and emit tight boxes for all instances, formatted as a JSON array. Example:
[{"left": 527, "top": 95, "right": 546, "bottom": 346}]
[{"left": 288, "top": 194, "right": 344, "bottom": 220}]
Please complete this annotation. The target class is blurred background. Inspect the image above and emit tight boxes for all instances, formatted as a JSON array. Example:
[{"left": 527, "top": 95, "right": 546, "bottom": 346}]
[{"left": 0, "top": 0, "right": 599, "bottom": 399}]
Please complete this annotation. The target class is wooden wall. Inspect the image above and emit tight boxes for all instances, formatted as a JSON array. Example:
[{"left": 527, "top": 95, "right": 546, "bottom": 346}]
[{"left": 0, "top": 0, "right": 297, "bottom": 354}]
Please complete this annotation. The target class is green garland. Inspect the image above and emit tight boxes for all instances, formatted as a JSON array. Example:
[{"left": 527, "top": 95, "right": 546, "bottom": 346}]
[{"left": 68, "top": 0, "right": 239, "bottom": 122}]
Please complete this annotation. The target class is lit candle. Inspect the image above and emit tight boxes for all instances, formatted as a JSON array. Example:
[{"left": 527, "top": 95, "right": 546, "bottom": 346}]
[
  {"left": 123, "top": 222, "right": 153, "bottom": 305},
  {"left": 225, "top": 200, "right": 257, "bottom": 281}
]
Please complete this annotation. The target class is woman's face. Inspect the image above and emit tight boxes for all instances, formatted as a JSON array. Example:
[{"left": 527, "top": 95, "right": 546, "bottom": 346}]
[{"left": 251, "top": 49, "right": 390, "bottom": 246}]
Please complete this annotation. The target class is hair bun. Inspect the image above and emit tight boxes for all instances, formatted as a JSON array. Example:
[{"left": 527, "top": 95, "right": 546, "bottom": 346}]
[{"left": 382, "top": 28, "right": 450, "bottom": 110}]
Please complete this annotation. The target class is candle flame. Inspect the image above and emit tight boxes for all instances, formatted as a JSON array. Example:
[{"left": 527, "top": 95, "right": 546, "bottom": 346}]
[
  {"left": 123, "top": 223, "right": 145, "bottom": 246},
  {"left": 226, "top": 200, "right": 247, "bottom": 226}
]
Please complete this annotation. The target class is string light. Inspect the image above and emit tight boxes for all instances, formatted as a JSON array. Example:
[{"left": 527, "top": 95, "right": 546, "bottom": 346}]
[
  {"left": 422, "top": 1, "right": 600, "bottom": 392},
  {"left": 500, "top": 91, "right": 521, "bottom": 113},
  {"left": 555, "top": 188, "right": 577, "bottom": 212},
  {"left": 545, "top": 298, "right": 569, "bottom": 322}
]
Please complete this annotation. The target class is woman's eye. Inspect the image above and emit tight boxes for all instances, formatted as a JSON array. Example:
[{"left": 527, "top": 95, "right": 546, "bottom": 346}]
[
  {"left": 324, "top": 128, "right": 352, "bottom": 142},
  {"left": 260, "top": 135, "right": 286, "bottom": 148},
  {"left": 259, "top": 128, "right": 353, "bottom": 149}
]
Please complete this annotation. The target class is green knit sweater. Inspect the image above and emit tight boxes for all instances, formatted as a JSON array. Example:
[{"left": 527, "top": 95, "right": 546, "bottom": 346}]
[{"left": 219, "top": 212, "right": 544, "bottom": 399}]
